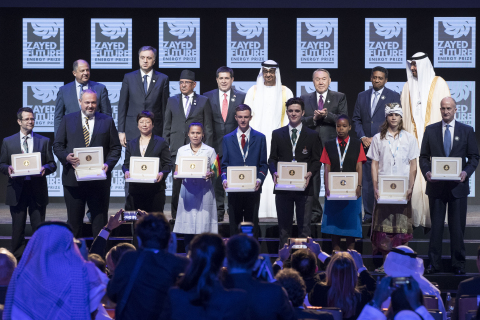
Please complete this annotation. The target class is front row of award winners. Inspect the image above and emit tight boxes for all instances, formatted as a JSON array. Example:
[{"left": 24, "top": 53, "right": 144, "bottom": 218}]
[{"left": 1, "top": 49, "right": 479, "bottom": 274}]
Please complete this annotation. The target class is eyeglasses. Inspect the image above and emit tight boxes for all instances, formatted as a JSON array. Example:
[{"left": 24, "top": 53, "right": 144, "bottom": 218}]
[
  {"left": 179, "top": 81, "right": 194, "bottom": 85},
  {"left": 21, "top": 118, "right": 35, "bottom": 122}
]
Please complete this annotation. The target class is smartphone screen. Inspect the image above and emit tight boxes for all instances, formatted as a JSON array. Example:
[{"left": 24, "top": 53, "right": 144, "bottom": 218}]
[
  {"left": 122, "top": 211, "right": 138, "bottom": 221},
  {"left": 288, "top": 238, "right": 308, "bottom": 249}
]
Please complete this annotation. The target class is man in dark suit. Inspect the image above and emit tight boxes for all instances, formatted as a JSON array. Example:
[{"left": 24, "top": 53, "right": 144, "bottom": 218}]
[
  {"left": 53, "top": 89, "right": 122, "bottom": 238},
  {"left": 453, "top": 246, "right": 480, "bottom": 320},
  {"left": 269, "top": 97, "right": 321, "bottom": 248},
  {"left": 54, "top": 59, "right": 112, "bottom": 135},
  {"left": 223, "top": 234, "right": 296, "bottom": 320},
  {"left": 203, "top": 66, "right": 246, "bottom": 222},
  {"left": 118, "top": 46, "right": 169, "bottom": 145},
  {"left": 420, "top": 97, "right": 479, "bottom": 275},
  {"left": 163, "top": 70, "right": 214, "bottom": 222},
  {"left": 107, "top": 213, "right": 189, "bottom": 320},
  {"left": 221, "top": 104, "right": 268, "bottom": 238},
  {"left": 0, "top": 107, "right": 57, "bottom": 259},
  {"left": 301, "top": 69, "right": 347, "bottom": 223},
  {"left": 352, "top": 66, "right": 400, "bottom": 223}
]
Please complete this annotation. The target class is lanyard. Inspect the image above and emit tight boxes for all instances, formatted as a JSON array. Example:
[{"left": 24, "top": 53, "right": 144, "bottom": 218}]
[
  {"left": 336, "top": 137, "right": 350, "bottom": 172},
  {"left": 240, "top": 136, "right": 250, "bottom": 165},
  {"left": 291, "top": 129, "right": 300, "bottom": 161},
  {"left": 387, "top": 132, "right": 402, "bottom": 166}
]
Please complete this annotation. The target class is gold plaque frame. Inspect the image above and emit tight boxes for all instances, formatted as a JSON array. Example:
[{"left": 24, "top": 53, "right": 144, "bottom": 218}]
[
  {"left": 225, "top": 166, "right": 257, "bottom": 192},
  {"left": 126, "top": 156, "right": 159, "bottom": 183},
  {"left": 431, "top": 157, "right": 462, "bottom": 181},
  {"left": 327, "top": 172, "right": 358, "bottom": 200},
  {"left": 377, "top": 175, "right": 408, "bottom": 204},
  {"left": 73, "top": 147, "right": 106, "bottom": 181},
  {"left": 10, "top": 152, "right": 42, "bottom": 177},
  {"left": 275, "top": 161, "right": 307, "bottom": 191},
  {"left": 175, "top": 156, "right": 208, "bottom": 179}
]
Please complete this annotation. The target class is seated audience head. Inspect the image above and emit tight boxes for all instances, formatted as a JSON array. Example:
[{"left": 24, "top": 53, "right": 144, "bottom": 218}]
[
  {"left": 226, "top": 234, "right": 260, "bottom": 272},
  {"left": 3, "top": 221, "right": 105, "bottom": 319},
  {"left": 106, "top": 243, "right": 136, "bottom": 275},
  {"left": 325, "top": 252, "right": 359, "bottom": 318},
  {"left": 179, "top": 233, "right": 225, "bottom": 306},
  {"left": 0, "top": 248, "right": 16, "bottom": 286},
  {"left": 384, "top": 246, "right": 423, "bottom": 278},
  {"left": 88, "top": 253, "right": 106, "bottom": 273},
  {"left": 135, "top": 212, "right": 170, "bottom": 250},
  {"left": 275, "top": 268, "right": 306, "bottom": 308},
  {"left": 291, "top": 249, "right": 317, "bottom": 279}
]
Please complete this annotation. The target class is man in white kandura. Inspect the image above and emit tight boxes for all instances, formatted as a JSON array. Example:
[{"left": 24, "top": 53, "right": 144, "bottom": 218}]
[
  {"left": 400, "top": 52, "right": 450, "bottom": 228},
  {"left": 244, "top": 60, "right": 294, "bottom": 218}
]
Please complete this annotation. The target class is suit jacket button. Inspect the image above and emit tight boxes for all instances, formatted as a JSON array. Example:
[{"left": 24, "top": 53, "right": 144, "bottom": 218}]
[{"left": 371, "top": 121, "right": 373, "bottom": 123}]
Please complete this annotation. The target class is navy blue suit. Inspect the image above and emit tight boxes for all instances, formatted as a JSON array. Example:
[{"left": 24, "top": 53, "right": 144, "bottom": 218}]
[
  {"left": 221, "top": 128, "right": 268, "bottom": 237},
  {"left": 53, "top": 111, "right": 122, "bottom": 238},
  {"left": 352, "top": 87, "right": 400, "bottom": 217},
  {"left": 420, "top": 120, "right": 479, "bottom": 271},
  {"left": 54, "top": 80, "right": 112, "bottom": 135}
]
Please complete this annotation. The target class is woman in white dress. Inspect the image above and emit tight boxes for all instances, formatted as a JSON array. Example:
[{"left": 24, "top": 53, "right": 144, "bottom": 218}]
[{"left": 173, "top": 123, "right": 218, "bottom": 252}]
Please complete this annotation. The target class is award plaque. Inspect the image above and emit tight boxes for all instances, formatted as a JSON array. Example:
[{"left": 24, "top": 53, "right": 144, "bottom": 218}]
[
  {"left": 377, "top": 175, "right": 408, "bottom": 204},
  {"left": 10, "top": 152, "right": 42, "bottom": 177},
  {"left": 327, "top": 172, "right": 358, "bottom": 200},
  {"left": 431, "top": 157, "right": 462, "bottom": 180},
  {"left": 174, "top": 156, "right": 208, "bottom": 179},
  {"left": 225, "top": 166, "right": 257, "bottom": 192},
  {"left": 275, "top": 161, "right": 307, "bottom": 191},
  {"left": 126, "top": 156, "right": 159, "bottom": 183},
  {"left": 73, "top": 147, "right": 107, "bottom": 181}
]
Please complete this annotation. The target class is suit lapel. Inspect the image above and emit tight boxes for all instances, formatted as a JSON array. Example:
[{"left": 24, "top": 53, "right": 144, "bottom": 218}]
[
  {"left": 89, "top": 113, "right": 100, "bottom": 146},
  {"left": 324, "top": 91, "right": 332, "bottom": 109},
  {"left": 225, "top": 89, "right": 237, "bottom": 124},
  {"left": 309, "top": 91, "right": 317, "bottom": 113},
  {"left": 282, "top": 126, "right": 293, "bottom": 149},
  {"left": 32, "top": 133, "right": 42, "bottom": 153},
  {"left": 231, "top": 131, "right": 241, "bottom": 155},
  {"left": 11, "top": 133, "right": 22, "bottom": 155},
  {"left": 449, "top": 122, "right": 461, "bottom": 156},
  {"left": 146, "top": 72, "right": 158, "bottom": 98},
  {"left": 248, "top": 129, "right": 256, "bottom": 152},
  {"left": 438, "top": 123, "right": 446, "bottom": 156},
  {"left": 144, "top": 136, "right": 158, "bottom": 156},
  {"left": 295, "top": 127, "right": 307, "bottom": 153},
  {"left": 211, "top": 89, "right": 221, "bottom": 117},
  {"left": 136, "top": 70, "right": 146, "bottom": 97},
  {"left": 70, "top": 82, "right": 80, "bottom": 109},
  {"left": 178, "top": 95, "right": 186, "bottom": 119},
  {"left": 186, "top": 93, "right": 198, "bottom": 119}
]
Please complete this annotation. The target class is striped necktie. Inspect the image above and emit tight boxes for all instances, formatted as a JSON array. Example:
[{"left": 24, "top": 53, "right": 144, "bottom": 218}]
[{"left": 83, "top": 117, "right": 90, "bottom": 147}]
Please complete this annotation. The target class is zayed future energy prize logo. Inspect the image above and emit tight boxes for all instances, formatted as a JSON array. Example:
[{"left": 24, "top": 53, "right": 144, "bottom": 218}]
[
  {"left": 297, "top": 18, "right": 338, "bottom": 68},
  {"left": 23, "top": 18, "right": 64, "bottom": 69},
  {"left": 23, "top": 82, "right": 63, "bottom": 132},
  {"left": 159, "top": 18, "right": 200, "bottom": 68},
  {"left": 434, "top": 18, "right": 476, "bottom": 68},
  {"left": 91, "top": 19, "right": 132, "bottom": 69},
  {"left": 102, "top": 82, "right": 122, "bottom": 127},
  {"left": 365, "top": 18, "right": 406, "bottom": 69},
  {"left": 227, "top": 18, "right": 268, "bottom": 68}
]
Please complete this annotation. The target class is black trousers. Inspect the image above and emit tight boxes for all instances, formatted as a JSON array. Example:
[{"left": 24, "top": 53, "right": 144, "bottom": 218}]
[
  {"left": 361, "top": 158, "right": 374, "bottom": 218},
  {"left": 127, "top": 190, "right": 166, "bottom": 213},
  {"left": 276, "top": 193, "right": 311, "bottom": 249},
  {"left": 10, "top": 181, "right": 46, "bottom": 259},
  {"left": 309, "top": 170, "right": 323, "bottom": 222},
  {"left": 214, "top": 174, "right": 226, "bottom": 219},
  {"left": 64, "top": 183, "right": 110, "bottom": 239},
  {"left": 170, "top": 155, "right": 182, "bottom": 220},
  {"left": 228, "top": 192, "right": 260, "bottom": 238},
  {"left": 428, "top": 193, "right": 468, "bottom": 270}
]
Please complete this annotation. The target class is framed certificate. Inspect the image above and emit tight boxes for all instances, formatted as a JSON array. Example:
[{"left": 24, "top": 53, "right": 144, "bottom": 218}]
[
  {"left": 431, "top": 157, "right": 462, "bottom": 180},
  {"left": 327, "top": 172, "right": 358, "bottom": 200},
  {"left": 225, "top": 166, "right": 257, "bottom": 192},
  {"left": 126, "top": 156, "right": 159, "bottom": 183},
  {"left": 10, "top": 152, "right": 42, "bottom": 177},
  {"left": 377, "top": 175, "right": 408, "bottom": 204},
  {"left": 174, "top": 156, "right": 208, "bottom": 179},
  {"left": 73, "top": 147, "right": 106, "bottom": 181},
  {"left": 275, "top": 161, "right": 307, "bottom": 191}
]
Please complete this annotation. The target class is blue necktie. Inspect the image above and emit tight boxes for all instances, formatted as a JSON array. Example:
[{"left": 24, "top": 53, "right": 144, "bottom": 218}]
[
  {"left": 143, "top": 75, "right": 148, "bottom": 94},
  {"left": 78, "top": 84, "right": 83, "bottom": 107},
  {"left": 444, "top": 124, "right": 451, "bottom": 156},
  {"left": 371, "top": 91, "right": 379, "bottom": 116}
]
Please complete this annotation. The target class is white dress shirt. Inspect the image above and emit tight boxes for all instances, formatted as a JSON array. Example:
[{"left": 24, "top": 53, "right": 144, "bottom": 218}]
[
  {"left": 182, "top": 93, "right": 195, "bottom": 115},
  {"left": 82, "top": 113, "right": 95, "bottom": 139},
  {"left": 75, "top": 80, "right": 88, "bottom": 106},
  {"left": 236, "top": 127, "right": 251, "bottom": 156},
  {"left": 370, "top": 87, "right": 385, "bottom": 107},
  {"left": 442, "top": 119, "right": 455, "bottom": 147},
  {"left": 141, "top": 69, "right": 153, "bottom": 91},
  {"left": 288, "top": 123, "right": 302, "bottom": 158},
  {"left": 219, "top": 90, "right": 230, "bottom": 112},
  {"left": 20, "top": 131, "right": 33, "bottom": 154}
]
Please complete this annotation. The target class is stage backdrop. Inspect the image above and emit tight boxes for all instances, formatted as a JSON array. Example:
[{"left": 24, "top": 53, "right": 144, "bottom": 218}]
[{"left": 0, "top": 8, "right": 477, "bottom": 206}]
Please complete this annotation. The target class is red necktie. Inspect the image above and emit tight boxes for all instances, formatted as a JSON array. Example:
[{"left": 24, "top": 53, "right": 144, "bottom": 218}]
[
  {"left": 318, "top": 94, "right": 324, "bottom": 110},
  {"left": 241, "top": 134, "right": 246, "bottom": 150},
  {"left": 222, "top": 93, "right": 228, "bottom": 122}
]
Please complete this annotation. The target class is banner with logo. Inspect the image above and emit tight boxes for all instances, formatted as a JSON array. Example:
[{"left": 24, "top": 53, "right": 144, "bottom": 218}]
[
  {"left": 23, "top": 18, "right": 64, "bottom": 69},
  {"left": 102, "top": 82, "right": 122, "bottom": 127},
  {"left": 296, "top": 81, "right": 338, "bottom": 97},
  {"left": 297, "top": 18, "right": 338, "bottom": 68},
  {"left": 364, "top": 82, "right": 404, "bottom": 94},
  {"left": 365, "top": 18, "right": 406, "bottom": 69},
  {"left": 91, "top": 19, "right": 132, "bottom": 69},
  {"left": 23, "top": 82, "right": 63, "bottom": 132},
  {"left": 47, "top": 155, "right": 63, "bottom": 197},
  {"left": 233, "top": 81, "right": 256, "bottom": 95},
  {"left": 158, "top": 18, "right": 200, "bottom": 68},
  {"left": 448, "top": 81, "right": 476, "bottom": 197},
  {"left": 169, "top": 81, "right": 201, "bottom": 97},
  {"left": 227, "top": 18, "right": 268, "bottom": 68},
  {"left": 434, "top": 17, "right": 476, "bottom": 68}
]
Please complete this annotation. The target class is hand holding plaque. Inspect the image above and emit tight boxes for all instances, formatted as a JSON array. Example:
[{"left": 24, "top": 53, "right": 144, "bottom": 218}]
[
  {"left": 225, "top": 166, "right": 257, "bottom": 192},
  {"left": 275, "top": 162, "right": 307, "bottom": 191},
  {"left": 377, "top": 175, "right": 408, "bottom": 204},
  {"left": 327, "top": 172, "right": 358, "bottom": 200},
  {"left": 73, "top": 147, "right": 107, "bottom": 181},
  {"left": 126, "top": 157, "right": 159, "bottom": 183},
  {"left": 174, "top": 156, "right": 208, "bottom": 179},
  {"left": 430, "top": 157, "right": 462, "bottom": 181},
  {"left": 10, "top": 152, "right": 42, "bottom": 177}
]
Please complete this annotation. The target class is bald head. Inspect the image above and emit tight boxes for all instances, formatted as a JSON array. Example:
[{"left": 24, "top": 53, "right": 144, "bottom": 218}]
[
  {"left": 0, "top": 248, "right": 17, "bottom": 286},
  {"left": 440, "top": 96, "right": 457, "bottom": 124},
  {"left": 441, "top": 96, "right": 456, "bottom": 107}
]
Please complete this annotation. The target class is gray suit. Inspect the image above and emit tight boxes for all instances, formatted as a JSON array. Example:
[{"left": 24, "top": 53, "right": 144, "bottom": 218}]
[
  {"left": 163, "top": 92, "right": 214, "bottom": 219},
  {"left": 54, "top": 80, "right": 111, "bottom": 135},
  {"left": 301, "top": 90, "right": 348, "bottom": 222},
  {"left": 203, "top": 88, "right": 246, "bottom": 219}
]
